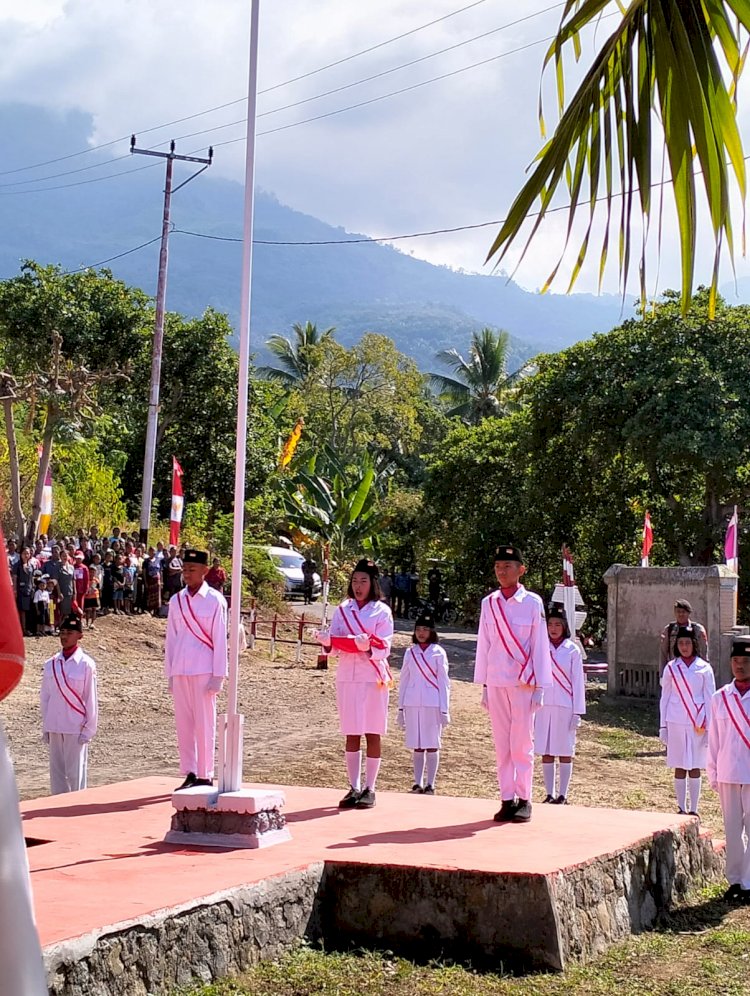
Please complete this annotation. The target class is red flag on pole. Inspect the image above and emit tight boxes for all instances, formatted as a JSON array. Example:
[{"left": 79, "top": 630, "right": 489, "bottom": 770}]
[
  {"left": 725, "top": 506, "right": 739, "bottom": 574},
  {"left": 0, "top": 525, "right": 24, "bottom": 701},
  {"left": 641, "top": 512, "right": 653, "bottom": 567},
  {"left": 170, "top": 457, "right": 184, "bottom": 547}
]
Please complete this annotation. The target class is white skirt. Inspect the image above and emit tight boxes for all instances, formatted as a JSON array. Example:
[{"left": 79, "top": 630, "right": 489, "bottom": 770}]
[
  {"left": 666, "top": 722, "right": 708, "bottom": 769},
  {"left": 403, "top": 706, "right": 443, "bottom": 750},
  {"left": 336, "top": 680, "right": 389, "bottom": 736},
  {"left": 534, "top": 705, "right": 576, "bottom": 757}
]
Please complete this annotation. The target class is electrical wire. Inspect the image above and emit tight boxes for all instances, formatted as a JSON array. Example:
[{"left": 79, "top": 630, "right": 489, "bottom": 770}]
[{"left": 62, "top": 234, "right": 164, "bottom": 274}]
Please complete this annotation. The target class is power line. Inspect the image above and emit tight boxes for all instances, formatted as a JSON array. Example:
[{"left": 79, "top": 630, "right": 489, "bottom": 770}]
[
  {"left": 0, "top": 0, "right": 506, "bottom": 178},
  {"left": 173, "top": 220, "right": 504, "bottom": 246},
  {"left": 62, "top": 234, "right": 164, "bottom": 273}
]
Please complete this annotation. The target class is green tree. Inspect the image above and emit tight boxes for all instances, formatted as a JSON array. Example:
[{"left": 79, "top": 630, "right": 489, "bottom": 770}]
[{"left": 258, "top": 321, "right": 335, "bottom": 387}]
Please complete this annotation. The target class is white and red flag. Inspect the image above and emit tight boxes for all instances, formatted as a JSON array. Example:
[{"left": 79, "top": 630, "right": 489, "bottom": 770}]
[
  {"left": 169, "top": 457, "right": 184, "bottom": 547},
  {"left": 641, "top": 512, "right": 653, "bottom": 567},
  {"left": 725, "top": 506, "right": 739, "bottom": 574}
]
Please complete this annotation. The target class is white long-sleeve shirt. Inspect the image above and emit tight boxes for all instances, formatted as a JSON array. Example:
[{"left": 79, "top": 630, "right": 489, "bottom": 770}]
[
  {"left": 164, "top": 582, "right": 228, "bottom": 679},
  {"left": 329, "top": 597, "right": 393, "bottom": 684},
  {"left": 546, "top": 638, "right": 586, "bottom": 714},
  {"left": 398, "top": 643, "right": 450, "bottom": 712},
  {"left": 40, "top": 647, "right": 98, "bottom": 738},
  {"left": 707, "top": 681, "right": 750, "bottom": 786},
  {"left": 660, "top": 656, "right": 716, "bottom": 729},
  {"left": 474, "top": 586, "right": 551, "bottom": 689}
]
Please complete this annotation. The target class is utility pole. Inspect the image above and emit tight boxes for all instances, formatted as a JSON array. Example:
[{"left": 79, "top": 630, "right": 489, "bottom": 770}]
[{"left": 131, "top": 136, "right": 213, "bottom": 546}]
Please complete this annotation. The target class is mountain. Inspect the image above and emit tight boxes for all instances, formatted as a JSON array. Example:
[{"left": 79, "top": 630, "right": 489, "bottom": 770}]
[{"left": 0, "top": 104, "right": 632, "bottom": 369}]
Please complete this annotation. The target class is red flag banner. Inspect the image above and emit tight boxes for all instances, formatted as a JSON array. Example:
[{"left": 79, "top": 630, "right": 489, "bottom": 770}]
[
  {"left": 170, "top": 457, "right": 184, "bottom": 547},
  {"left": 0, "top": 525, "right": 24, "bottom": 701},
  {"left": 641, "top": 512, "right": 653, "bottom": 567}
]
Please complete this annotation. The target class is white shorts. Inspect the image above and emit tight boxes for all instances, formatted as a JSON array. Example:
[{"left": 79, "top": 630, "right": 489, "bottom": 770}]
[
  {"left": 666, "top": 722, "right": 708, "bottom": 769},
  {"left": 403, "top": 706, "right": 442, "bottom": 750},
  {"left": 534, "top": 705, "right": 576, "bottom": 757},
  {"left": 337, "top": 681, "right": 389, "bottom": 736}
]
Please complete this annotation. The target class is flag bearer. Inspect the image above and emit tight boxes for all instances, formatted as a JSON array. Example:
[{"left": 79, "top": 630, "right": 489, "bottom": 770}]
[
  {"left": 659, "top": 625, "right": 715, "bottom": 815},
  {"left": 397, "top": 610, "right": 451, "bottom": 795},
  {"left": 535, "top": 605, "right": 585, "bottom": 805},
  {"left": 707, "top": 637, "right": 750, "bottom": 903},
  {"left": 164, "top": 549, "right": 227, "bottom": 789},
  {"left": 40, "top": 615, "right": 98, "bottom": 794},
  {"left": 474, "top": 545, "right": 551, "bottom": 823}
]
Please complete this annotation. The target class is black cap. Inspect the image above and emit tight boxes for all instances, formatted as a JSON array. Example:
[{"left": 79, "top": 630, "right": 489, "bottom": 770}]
[
  {"left": 674, "top": 599, "right": 693, "bottom": 612},
  {"left": 183, "top": 549, "right": 208, "bottom": 566},
  {"left": 352, "top": 558, "right": 379, "bottom": 579},
  {"left": 493, "top": 545, "right": 524, "bottom": 564},
  {"left": 731, "top": 638, "right": 750, "bottom": 658},
  {"left": 415, "top": 611, "right": 436, "bottom": 630},
  {"left": 546, "top": 603, "right": 571, "bottom": 637},
  {"left": 59, "top": 615, "right": 83, "bottom": 633}
]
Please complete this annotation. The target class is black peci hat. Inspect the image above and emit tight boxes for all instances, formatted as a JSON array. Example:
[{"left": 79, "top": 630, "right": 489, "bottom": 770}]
[
  {"left": 675, "top": 625, "right": 696, "bottom": 642},
  {"left": 352, "top": 558, "right": 379, "bottom": 579},
  {"left": 731, "top": 637, "right": 750, "bottom": 658},
  {"left": 414, "top": 611, "right": 436, "bottom": 630},
  {"left": 493, "top": 545, "right": 524, "bottom": 564},
  {"left": 183, "top": 549, "right": 209, "bottom": 566},
  {"left": 59, "top": 615, "right": 83, "bottom": 633}
]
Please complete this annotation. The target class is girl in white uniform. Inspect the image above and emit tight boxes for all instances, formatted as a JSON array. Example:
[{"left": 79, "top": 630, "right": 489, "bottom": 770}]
[
  {"left": 316, "top": 559, "right": 393, "bottom": 810},
  {"left": 397, "top": 611, "right": 450, "bottom": 795},
  {"left": 534, "top": 605, "right": 585, "bottom": 805},
  {"left": 659, "top": 625, "right": 716, "bottom": 815}
]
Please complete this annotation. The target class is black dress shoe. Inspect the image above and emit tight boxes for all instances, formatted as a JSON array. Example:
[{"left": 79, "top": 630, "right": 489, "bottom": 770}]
[
  {"left": 422, "top": 785, "right": 435, "bottom": 795},
  {"left": 355, "top": 787, "right": 376, "bottom": 809},
  {"left": 542, "top": 794, "right": 555, "bottom": 804},
  {"left": 176, "top": 772, "right": 197, "bottom": 791},
  {"left": 410, "top": 783, "right": 423, "bottom": 794},
  {"left": 553, "top": 795, "right": 568, "bottom": 805},
  {"left": 338, "top": 787, "right": 361, "bottom": 809},
  {"left": 512, "top": 799, "right": 532, "bottom": 823},
  {"left": 193, "top": 778, "right": 214, "bottom": 787},
  {"left": 493, "top": 799, "right": 517, "bottom": 823},
  {"left": 724, "top": 883, "right": 744, "bottom": 902}
]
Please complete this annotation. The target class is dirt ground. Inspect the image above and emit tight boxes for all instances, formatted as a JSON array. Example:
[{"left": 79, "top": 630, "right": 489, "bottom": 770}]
[{"left": 0, "top": 610, "right": 725, "bottom": 837}]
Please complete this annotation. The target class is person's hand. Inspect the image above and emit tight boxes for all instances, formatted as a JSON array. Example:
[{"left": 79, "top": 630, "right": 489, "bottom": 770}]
[
  {"left": 354, "top": 633, "right": 371, "bottom": 652},
  {"left": 206, "top": 675, "right": 224, "bottom": 693},
  {"left": 659, "top": 727, "right": 668, "bottom": 746},
  {"left": 531, "top": 688, "right": 544, "bottom": 713},
  {"left": 440, "top": 712, "right": 450, "bottom": 728},
  {"left": 41, "top": 732, "right": 49, "bottom": 745},
  {"left": 312, "top": 628, "right": 331, "bottom": 646},
  {"left": 397, "top": 709, "right": 406, "bottom": 729},
  {"left": 481, "top": 686, "right": 489, "bottom": 712},
  {"left": 570, "top": 714, "right": 581, "bottom": 733},
  {"left": 78, "top": 733, "right": 92, "bottom": 745}
]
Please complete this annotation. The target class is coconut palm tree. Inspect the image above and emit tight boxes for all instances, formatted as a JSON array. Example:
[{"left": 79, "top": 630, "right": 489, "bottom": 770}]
[
  {"left": 429, "top": 328, "right": 529, "bottom": 424},
  {"left": 258, "top": 321, "right": 335, "bottom": 387},
  {"left": 487, "top": 1, "right": 749, "bottom": 316}
]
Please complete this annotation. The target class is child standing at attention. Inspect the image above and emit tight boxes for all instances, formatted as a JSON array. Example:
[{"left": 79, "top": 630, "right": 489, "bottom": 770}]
[
  {"left": 707, "top": 637, "right": 750, "bottom": 903},
  {"left": 32, "top": 574, "right": 50, "bottom": 637},
  {"left": 40, "top": 615, "right": 98, "bottom": 794},
  {"left": 535, "top": 605, "right": 585, "bottom": 805},
  {"left": 660, "top": 625, "right": 716, "bottom": 815},
  {"left": 83, "top": 572, "right": 100, "bottom": 629},
  {"left": 397, "top": 610, "right": 450, "bottom": 795},
  {"left": 315, "top": 559, "right": 393, "bottom": 810}
]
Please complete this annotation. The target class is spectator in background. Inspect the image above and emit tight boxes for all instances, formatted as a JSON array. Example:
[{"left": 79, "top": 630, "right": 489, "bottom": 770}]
[
  {"left": 427, "top": 565, "right": 442, "bottom": 605},
  {"left": 660, "top": 600, "right": 709, "bottom": 674},
  {"left": 14, "top": 548, "right": 35, "bottom": 635},
  {"left": 111, "top": 554, "right": 125, "bottom": 614},
  {"left": 56, "top": 550, "right": 75, "bottom": 621},
  {"left": 206, "top": 557, "right": 227, "bottom": 593},
  {"left": 164, "top": 546, "right": 183, "bottom": 601},
  {"left": 379, "top": 568, "right": 392, "bottom": 606},
  {"left": 100, "top": 551, "right": 114, "bottom": 615},
  {"left": 143, "top": 547, "right": 163, "bottom": 616},
  {"left": 6, "top": 539, "right": 19, "bottom": 570},
  {"left": 73, "top": 552, "right": 89, "bottom": 607},
  {"left": 301, "top": 554, "right": 317, "bottom": 605},
  {"left": 46, "top": 546, "right": 61, "bottom": 582}
]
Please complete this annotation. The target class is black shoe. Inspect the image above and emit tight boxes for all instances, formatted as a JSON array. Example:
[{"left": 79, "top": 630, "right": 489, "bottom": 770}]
[
  {"left": 677, "top": 808, "right": 686, "bottom": 815},
  {"left": 176, "top": 772, "right": 197, "bottom": 791},
  {"left": 193, "top": 778, "right": 213, "bottom": 787},
  {"left": 542, "top": 794, "right": 555, "bottom": 804},
  {"left": 355, "top": 787, "right": 376, "bottom": 809},
  {"left": 553, "top": 795, "right": 568, "bottom": 805},
  {"left": 723, "top": 883, "right": 744, "bottom": 902},
  {"left": 512, "top": 799, "right": 532, "bottom": 822},
  {"left": 423, "top": 785, "right": 435, "bottom": 795},
  {"left": 338, "top": 787, "right": 361, "bottom": 809},
  {"left": 688, "top": 810, "right": 699, "bottom": 818},
  {"left": 410, "top": 783, "right": 423, "bottom": 794},
  {"left": 741, "top": 890, "right": 750, "bottom": 905},
  {"left": 493, "top": 799, "right": 517, "bottom": 823}
]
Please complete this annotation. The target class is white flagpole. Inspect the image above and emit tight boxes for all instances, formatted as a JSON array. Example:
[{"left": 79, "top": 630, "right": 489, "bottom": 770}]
[{"left": 221, "top": 0, "right": 261, "bottom": 794}]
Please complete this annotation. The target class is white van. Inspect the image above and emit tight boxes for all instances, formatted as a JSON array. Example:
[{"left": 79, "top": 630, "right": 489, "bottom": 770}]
[{"left": 261, "top": 546, "right": 322, "bottom": 600}]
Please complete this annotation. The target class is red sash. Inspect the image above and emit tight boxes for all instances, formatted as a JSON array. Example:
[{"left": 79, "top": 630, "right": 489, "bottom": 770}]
[
  {"left": 339, "top": 602, "right": 393, "bottom": 686},
  {"left": 413, "top": 647, "right": 439, "bottom": 690},
  {"left": 550, "top": 646, "right": 573, "bottom": 698},
  {"left": 669, "top": 661, "right": 705, "bottom": 729},
  {"left": 488, "top": 592, "right": 535, "bottom": 684},
  {"left": 52, "top": 657, "right": 87, "bottom": 720},
  {"left": 177, "top": 590, "right": 216, "bottom": 650},
  {"left": 722, "top": 687, "right": 750, "bottom": 750}
]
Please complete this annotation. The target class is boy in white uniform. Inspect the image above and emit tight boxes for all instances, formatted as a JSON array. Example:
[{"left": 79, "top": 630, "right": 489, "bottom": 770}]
[
  {"left": 474, "top": 545, "right": 552, "bottom": 823},
  {"left": 707, "top": 636, "right": 750, "bottom": 903},
  {"left": 40, "top": 615, "right": 98, "bottom": 794},
  {"left": 165, "top": 549, "right": 228, "bottom": 789},
  {"left": 397, "top": 610, "right": 450, "bottom": 794}
]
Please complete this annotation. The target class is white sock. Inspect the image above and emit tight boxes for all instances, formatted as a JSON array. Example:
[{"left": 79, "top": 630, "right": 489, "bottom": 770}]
[
  {"left": 345, "top": 750, "right": 361, "bottom": 791},
  {"left": 558, "top": 762, "right": 573, "bottom": 799},
  {"left": 413, "top": 751, "right": 426, "bottom": 787},
  {"left": 688, "top": 776, "right": 702, "bottom": 813},
  {"left": 543, "top": 762, "right": 556, "bottom": 796},
  {"left": 674, "top": 777, "right": 688, "bottom": 812},
  {"left": 365, "top": 755, "right": 381, "bottom": 792},
  {"left": 425, "top": 751, "right": 439, "bottom": 787}
]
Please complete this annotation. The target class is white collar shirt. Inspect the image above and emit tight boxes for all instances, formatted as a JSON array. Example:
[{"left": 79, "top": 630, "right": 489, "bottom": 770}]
[
  {"left": 164, "top": 582, "right": 228, "bottom": 678},
  {"left": 40, "top": 646, "right": 98, "bottom": 737},
  {"left": 398, "top": 643, "right": 450, "bottom": 712},
  {"left": 474, "top": 585, "right": 552, "bottom": 689},
  {"left": 708, "top": 681, "right": 750, "bottom": 785}
]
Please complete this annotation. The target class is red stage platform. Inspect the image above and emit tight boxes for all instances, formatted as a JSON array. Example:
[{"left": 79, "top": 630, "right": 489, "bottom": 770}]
[{"left": 23, "top": 778, "right": 724, "bottom": 994}]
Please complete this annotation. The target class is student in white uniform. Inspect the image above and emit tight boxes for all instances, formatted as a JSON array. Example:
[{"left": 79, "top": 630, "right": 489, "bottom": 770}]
[
  {"left": 315, "top": 559, "right": 393, "bottom": 810},
  {"left": 535, "top": 605, "right": 585, "bottom": 805},
  {"left": 707, "top": 636, "right": 750, "bottom": 903},
  {"left": 474, "top": 545, "right": 552, "bottom": 824},
  {"left": 164, "top": 549, "right": 227, "bottom": 790},
  {"left": 40, "top": 615, "right": 98, "bottom": 794},
  {"left": 397, "top": 610, "right": 450, "bottom": 795},
  {"left": 659, "top": 624, "right": 716, "bottom": 816}
]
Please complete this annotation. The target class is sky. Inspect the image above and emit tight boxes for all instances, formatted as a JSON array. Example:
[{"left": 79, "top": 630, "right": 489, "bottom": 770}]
[{"left": 1, "top": 0, "right": 749, "bottom": 297}]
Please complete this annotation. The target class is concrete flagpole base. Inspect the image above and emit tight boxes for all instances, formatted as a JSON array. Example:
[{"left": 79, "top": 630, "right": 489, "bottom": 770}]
[{"left": 166, "top": 785, "right": 290, "bottom": 850}]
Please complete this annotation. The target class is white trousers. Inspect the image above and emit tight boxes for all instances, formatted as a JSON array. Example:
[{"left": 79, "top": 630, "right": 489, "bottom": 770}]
[
  {"left": 487, "top": 684, "right": 534, "bottom": 801},
  {"left": 172, "top": 675, "right": 217, "bottom": 779},
  {"left": 718, "top": 782, "right": 750, "bottom": 889},
  {"left": 49, "top": 733, "right": 88, "bottom": 794},
  {"left": 0, "top": 724, "right": 48, "bottom": 994}
]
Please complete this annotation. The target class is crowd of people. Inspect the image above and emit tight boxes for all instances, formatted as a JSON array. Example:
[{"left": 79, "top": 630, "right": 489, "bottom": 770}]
[{"left": 6, "top": 528, "right": 227, "bottom": 636}]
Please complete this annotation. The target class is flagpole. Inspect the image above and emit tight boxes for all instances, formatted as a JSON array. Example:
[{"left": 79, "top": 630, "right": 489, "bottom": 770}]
[{"left": 222, "top": 0, "right": 261, "bottom": 794}]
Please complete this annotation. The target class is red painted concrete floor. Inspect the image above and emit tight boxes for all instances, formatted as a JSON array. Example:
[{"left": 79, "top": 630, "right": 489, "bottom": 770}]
[{"left": 22, "top": 778, "right": 696, "bottom": 949}]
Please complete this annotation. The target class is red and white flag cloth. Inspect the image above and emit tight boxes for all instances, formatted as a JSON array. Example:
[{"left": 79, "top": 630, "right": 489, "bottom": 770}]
[
  {"left": 725, "top": 506, "right": 739, "bottom": 575},
  {"left": 641, "top": 512, "right": 653, "bottom": 567},
  {"left": 170, "top": 457, "right": 184, "bottom": 547},
  {"left": 0, "top": 524, "right": 24, "bottom": 702}
]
